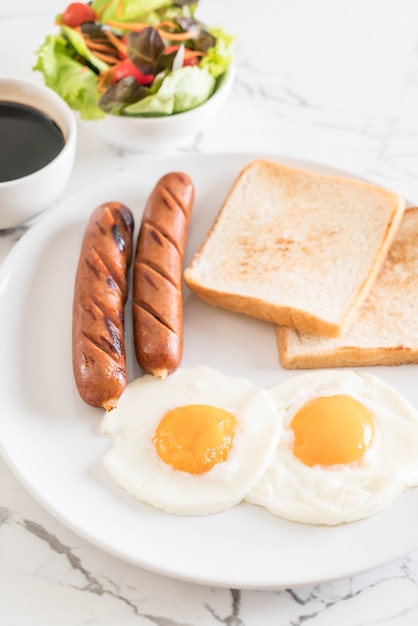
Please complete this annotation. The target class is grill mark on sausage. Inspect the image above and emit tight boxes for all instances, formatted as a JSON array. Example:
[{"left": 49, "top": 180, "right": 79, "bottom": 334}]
[
  {"left": 161, "top": 179, "right": 191, "bottom": 221},
  {"left": 90, "top": 247, "right": 126, "bottom": 297},
  {"left": 105, "top": 202, "right": 134, "bottom": 257},
  {"left": 149, "top": 224, "right": 181, "bottom": 260},
  {"left": 140, "top": 259, "right": 178, "bottom": 287},
  {"left": 134, "top": 248, "right": 179, "bottom": 288},
  {"left": 81, "top": 300, "right": 98, "bottom": 323},
  {"left": 143, "top": 269, "right": 157, "bottom": 290},
  {"left": 145, "top": 226, "right": 181, "bottom": 282},
  {"left": 85, "top": 293, "right": 124, "bottom": 327},
  {"left": 133, "top": 299, "right": 176, "bottom": 334},
  {"left": 138, "top": 263, "right": 180, "bottom": 295},
  {"left": 81, "top": 316, "right": 124, "bottom": 359},
  {"left": 111, "top": 222, "right": 127, "bottom": 253},
  {"left": 104, "top": 317, "right": 124, "bottom": 356},
  {"left": 106, "top": 275, "right": 117, "bottom": 291},
  {"left": 134, "top": 221, "right": 182, "bottom": 287},
  {"left": 116, "top": 204, "right": 134, "bottom": 235},
  {"left": 85, "top": 256, "right": 101, "bottom": 280},
  {"left": 146, "top": 217, "right": 181, "bottom": 254},
  {"left": 97, "top": 221, "right": 107, "bottom": 236}
]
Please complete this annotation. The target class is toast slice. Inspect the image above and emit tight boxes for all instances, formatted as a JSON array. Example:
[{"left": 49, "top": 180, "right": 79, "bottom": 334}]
[
  {"left": 184, "top": 159, "right": 405, "bottom": 337},
  {"left": 277, "top": 207, "right": 418, "bottom": 368}
]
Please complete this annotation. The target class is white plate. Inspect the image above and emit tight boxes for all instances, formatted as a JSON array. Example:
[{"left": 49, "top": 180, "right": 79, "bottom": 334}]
[{"left": 1, "top": 152, "right": 418, "bottom": 590}]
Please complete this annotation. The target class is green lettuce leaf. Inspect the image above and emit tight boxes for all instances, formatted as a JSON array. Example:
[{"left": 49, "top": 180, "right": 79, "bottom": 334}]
[
  {"left": 91, "top": 0, "right": 169, "bottom": 22},
  {"left": 123, "top": 65, "right": 215, "bottom": 115},
  {"left": 200, "top": 27, "right": 235, "bottom": 78},
  {"left": 34, "top": 34, "right": 105, "bottom": 120},
  {"left": 60, "top": 24, "right": 109, "bottom": 72}
]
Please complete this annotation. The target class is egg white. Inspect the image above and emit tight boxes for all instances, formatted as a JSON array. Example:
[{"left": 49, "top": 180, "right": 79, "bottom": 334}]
[
  {"left": 246, "top": 370, "right": 418, "bottom": 525},
  {"left": 101, "top": 365, "right": 283, "bottom": 516}
]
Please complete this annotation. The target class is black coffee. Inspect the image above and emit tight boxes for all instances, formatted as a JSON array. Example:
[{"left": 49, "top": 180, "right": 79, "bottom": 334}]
[{"left": 0, "top": 101, "right": 66, "bottom": 183}]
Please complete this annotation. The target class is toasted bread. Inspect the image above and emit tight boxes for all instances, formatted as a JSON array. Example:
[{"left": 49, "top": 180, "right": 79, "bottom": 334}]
[
  {"left": 184, "top": 159, "right": 405, "bottom": 337},
  {"left": 278, "top": 207, "right": 418, "bottom": 368}
]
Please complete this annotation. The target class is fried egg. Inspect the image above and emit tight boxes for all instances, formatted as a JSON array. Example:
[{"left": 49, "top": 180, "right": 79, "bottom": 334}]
[
  {"left": 101, "top": 365, "right": 283, "bottom": 516},
  {"left": 246, "top": 370, "right": 418, "bottom": 525}
]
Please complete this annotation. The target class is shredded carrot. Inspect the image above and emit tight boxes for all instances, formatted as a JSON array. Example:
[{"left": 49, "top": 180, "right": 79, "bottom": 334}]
[
  {"left": 84, "top": 40, "right": 117, "bottom": 54},
  {"left": 75, "top": 25, "right": 111, "bottom": 46},
  {"left": 105, "top": 20, "right": 197, "bottom": 42},
  {"left": 97, "top": 67, "right": 115, "bottom": 92},
  {"left": 106, "top": 20, "right": 148, "bottom": 31},
  {"left": 157, "top": 20, "right": 178, "bottom": 30},
  {"left": 116, "top": 0, "right": 124, "bottom": 18},
  {"left": 98, "top": 75, "right": 107, "bottom": 93},
  {"left": 157, "top": 29, "right": 198, "bottom": 42},
  {"left": 92, "top": 51, "right": 119, "bottom": 65},
  {"left": 104, "top": 28, "right": 128, "bottom": 58},
  {"left": 157, "top": 19, "right": 199, "bottom": 41}
]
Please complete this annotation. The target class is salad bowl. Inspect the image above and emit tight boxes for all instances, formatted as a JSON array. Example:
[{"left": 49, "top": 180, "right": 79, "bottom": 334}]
[
  {"left": 34, "top": 0, "right": 235, "bottom": 152},
  {"left": 83, "top": 63, "right": 235, "bottom": 152}
]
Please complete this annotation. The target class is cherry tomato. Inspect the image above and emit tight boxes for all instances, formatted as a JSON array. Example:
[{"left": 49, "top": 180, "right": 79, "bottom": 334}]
[
  {"left": 183, "top": 55, "right": 200, "bottom": 67},
  {"left": 111, "top": 59, "right": 154, "bottom": 85},
  {"left": 61, "top": 2, "right": 96, "bottom": 27},
  {"left": 117, "top": 35, "right": 129, "bottom": 60}
]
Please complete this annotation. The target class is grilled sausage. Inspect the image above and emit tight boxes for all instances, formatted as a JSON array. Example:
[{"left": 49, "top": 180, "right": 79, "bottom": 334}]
[
  {"left": 72, "top": 202, "right": 134, "bottom": 410},
  {"left": 133, "top": 172, "right": 194, "bottom": 378}
]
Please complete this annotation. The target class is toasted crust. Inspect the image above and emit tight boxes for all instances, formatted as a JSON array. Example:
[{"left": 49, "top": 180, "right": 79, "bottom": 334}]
[
  {"left": 277, "top": 207, "right": 418, "bottom": 368},
  {"left": 184, "top": 159, "right": 405, "bottom": 338}
]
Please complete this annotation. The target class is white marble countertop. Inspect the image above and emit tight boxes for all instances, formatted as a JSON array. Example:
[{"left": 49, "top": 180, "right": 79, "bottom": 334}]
[{"left": 2, "top": 1, "right": 418, "bottom": 623}]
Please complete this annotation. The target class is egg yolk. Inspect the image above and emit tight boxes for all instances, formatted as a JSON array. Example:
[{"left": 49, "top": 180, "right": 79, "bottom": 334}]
[
  {"left": 289, "top": 394, "right": 375, "bottom": 467},
  {"left": 153, "top": 404, "right": 236, "bottom": 474}
]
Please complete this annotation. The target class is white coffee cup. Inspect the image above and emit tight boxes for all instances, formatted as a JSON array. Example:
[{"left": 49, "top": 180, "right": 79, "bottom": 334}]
[{"left": 0, "top": 78, "right": 77, "bottom": 229}]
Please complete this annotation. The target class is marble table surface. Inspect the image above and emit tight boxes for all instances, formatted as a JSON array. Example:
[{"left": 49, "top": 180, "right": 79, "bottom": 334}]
[{"left": 2, "top": 0, "right": 418, "bottom": 624}]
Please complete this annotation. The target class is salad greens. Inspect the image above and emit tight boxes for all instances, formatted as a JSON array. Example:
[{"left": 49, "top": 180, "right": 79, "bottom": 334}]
[
  {"left": 34, "top": 0, "right": 234, "bottom": 120},
  {"left": 91, "top": 0, "right": 174, "bottom": 23}
]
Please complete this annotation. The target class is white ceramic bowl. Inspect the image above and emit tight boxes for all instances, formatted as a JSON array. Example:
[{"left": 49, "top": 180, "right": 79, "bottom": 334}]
[
  {"left": 0, "top": 79, "right": 77, "bottom": 230},
  {"left": 85, "top": 64, "right": 236, "bottom": 153}
]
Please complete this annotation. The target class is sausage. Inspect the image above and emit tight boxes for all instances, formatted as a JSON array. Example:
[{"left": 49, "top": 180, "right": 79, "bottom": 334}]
[
  {"left": 72, "top": 202, "right": 134, "bottom": 410},
  {"left": 133, "top": 172, "right": 194, "bottom": 378}
]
